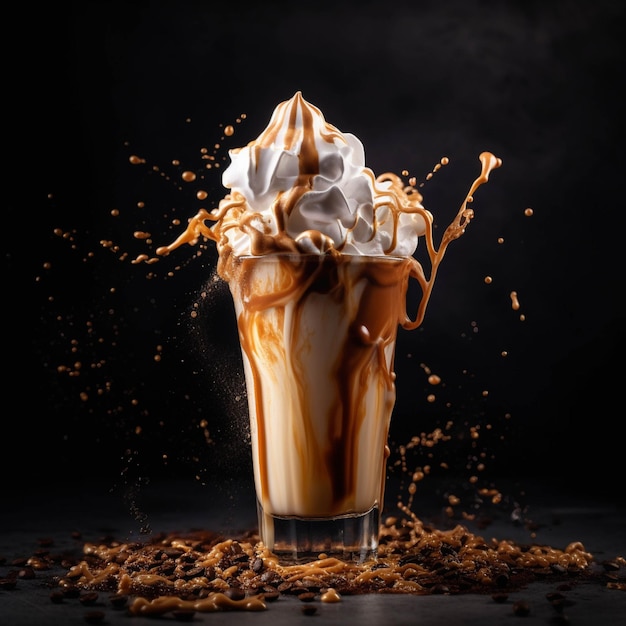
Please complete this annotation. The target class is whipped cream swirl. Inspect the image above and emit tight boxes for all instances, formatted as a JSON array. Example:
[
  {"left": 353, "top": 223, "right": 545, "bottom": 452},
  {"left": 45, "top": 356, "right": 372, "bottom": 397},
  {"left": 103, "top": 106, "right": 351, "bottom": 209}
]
[{"left": 215, "top": 92, "right": 429, "bottom": 257}]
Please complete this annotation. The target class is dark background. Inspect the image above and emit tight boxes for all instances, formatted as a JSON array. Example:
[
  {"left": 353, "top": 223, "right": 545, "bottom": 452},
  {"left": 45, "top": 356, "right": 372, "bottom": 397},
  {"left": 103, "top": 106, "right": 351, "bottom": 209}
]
[{"left": 10, "top": 1, "right": 624, "bottom": 505}]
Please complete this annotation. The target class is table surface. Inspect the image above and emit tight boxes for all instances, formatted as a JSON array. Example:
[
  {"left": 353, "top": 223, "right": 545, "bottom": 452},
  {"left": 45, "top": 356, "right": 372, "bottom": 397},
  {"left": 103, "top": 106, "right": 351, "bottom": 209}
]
[{"left": 1, "top": 477, "right": 625, "bottom": 626}]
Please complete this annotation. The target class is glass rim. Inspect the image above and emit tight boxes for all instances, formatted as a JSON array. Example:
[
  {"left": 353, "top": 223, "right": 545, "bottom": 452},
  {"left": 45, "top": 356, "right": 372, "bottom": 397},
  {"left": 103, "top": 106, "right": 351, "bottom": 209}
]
[{"left": 234, "top": 252, "right": 409, "bottom": 262}]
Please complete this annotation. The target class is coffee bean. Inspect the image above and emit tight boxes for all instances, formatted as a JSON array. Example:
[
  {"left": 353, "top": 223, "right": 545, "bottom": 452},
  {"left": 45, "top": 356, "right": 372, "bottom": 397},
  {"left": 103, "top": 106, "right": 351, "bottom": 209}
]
[
  {"left": 63, "top": 585, "right": 81, "bottom": 598},
  {"left": 302, "top": 605, "right": 317, "bottom": 616},
  {"left": 164, "top": 548, "right": 185, "bottom": 558},
  {"left": 233, "top": 553, "right": 250, "bottom": 563},
  {"left": 603, "top": 560, "right": 621, "bottom": 572},
  {"left": 50, "top": 590, "right": 65, "bottom": 603},
  {"left": 298, "top": 592, "right": 316, "bottom": 602},
  {"left": 251, "top": 557, "right": 264, "bottom": 573},
  {"left": 260, "top": 569, "right": 283, "bottom": 585},
  {"left": 224, "top": 587, "right": 245, "bottom": 601},
  {"left": 109, "top": 594, "right": 128, "bottom": 609},
  {"left": 79, "top": 591, "right": 99, "bottom": 605},
  {"left": 182, "top": 566, "right": 204, "bottom": 579},
  {"left": 546, "top": 592, "right": 566, "bottom": 601},
  {"left": 549, "top": 598, "right": 567, "bottom": 613},
  {"left": 512, "top": 600, "right": 531, "bottom": 616},
  {"left": 17, "top": 567, "right": 36, "bottom": 580},
  {"left": 262, "top": 589, "right": 280, "bottom": 601},
  {"left": 1, "top": 575, "right": 18, "bottom": 590}
]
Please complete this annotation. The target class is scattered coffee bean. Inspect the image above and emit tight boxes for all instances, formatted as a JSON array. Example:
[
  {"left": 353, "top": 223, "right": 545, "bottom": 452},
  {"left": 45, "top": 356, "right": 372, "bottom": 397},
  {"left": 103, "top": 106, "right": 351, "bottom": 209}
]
[
  {"left": 492, "top": 592, "right": 508, "bottom": 603},
  {"left": 298, "top": 592, "right": 316, "bottom": 602},
  {"left": 262, "top": 589, "right": 280, "bottom": 602},
  {"left": 50, "top": 590, "right": 65, "bottom": 604},
  {"left": 17, "top": 566, "right": 36, "bottom": 580},
  {"left": 261, "top": 569, "right": 284, "bottom": 585},
  {"left": 182, "top": 565, "right": 204, "bottom": 579},
  {"left": 512, "top": 600, "right": 531, "bottom": 616},
  {"left": 79, "top": 591, "right": 99, "bottom": 606},
  {"left": 603, "top": 560, "right": 621, "bottom": 572},
  {"left": 224, "top": 587, "right": 245, "bottom": 601},
  {"left": 251, "top": 557, "right": 264, "bottom": 573},
  {"left": 22, "top": 520, "right": 612, "bottom": 620},
  {"left": 63, "top": 585, "right": 81, "bottom": 598},
  {"left": 546, "top": 592, "right": 566, "bottom": 601},
  {"left": 109, "top": 594, "right": 128, "bottom": 609},
  {"left": 233, "top": 553, "right": 249, "bottom": 563},
  {"left": 0, "top": 576, "right": 17, "bottom": 590}
]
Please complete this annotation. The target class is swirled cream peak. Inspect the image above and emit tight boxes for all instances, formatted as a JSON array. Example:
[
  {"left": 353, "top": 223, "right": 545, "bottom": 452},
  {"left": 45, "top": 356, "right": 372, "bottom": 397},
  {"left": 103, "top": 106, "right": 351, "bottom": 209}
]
[
  {"left": 153, "top": 93, "right": 501, "bottom": 273},
  {"left": 218, "top": 91, "right": 429, "bottom": 257}
]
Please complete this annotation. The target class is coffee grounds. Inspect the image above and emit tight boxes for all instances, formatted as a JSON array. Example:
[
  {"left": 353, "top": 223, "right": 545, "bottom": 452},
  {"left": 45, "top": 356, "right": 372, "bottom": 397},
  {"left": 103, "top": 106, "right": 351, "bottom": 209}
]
[{"left": 24, "top": 514, "right": 621, "bottom": 618}]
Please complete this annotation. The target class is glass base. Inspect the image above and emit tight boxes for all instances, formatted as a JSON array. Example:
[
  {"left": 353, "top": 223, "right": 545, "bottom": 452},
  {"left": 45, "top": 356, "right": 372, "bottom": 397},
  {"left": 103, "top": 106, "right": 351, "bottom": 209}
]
[{"left": 257, "top": 501, "right": 380, "bottom": 564}]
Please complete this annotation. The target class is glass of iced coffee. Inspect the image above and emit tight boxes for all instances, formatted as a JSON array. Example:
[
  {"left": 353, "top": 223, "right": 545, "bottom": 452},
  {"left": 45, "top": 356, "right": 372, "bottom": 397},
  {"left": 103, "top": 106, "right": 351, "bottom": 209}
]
[
  {"left": 227, "top": 253, "right": 416, "bottom": 562},
  {"left": 156, "top": 91, "right": 500, "bottom": 563}
]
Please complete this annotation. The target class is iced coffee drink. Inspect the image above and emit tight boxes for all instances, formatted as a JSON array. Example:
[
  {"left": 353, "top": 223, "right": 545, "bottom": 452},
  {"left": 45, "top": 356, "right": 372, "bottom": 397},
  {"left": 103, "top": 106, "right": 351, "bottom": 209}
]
[
  {"left": 227, "top": 253, "right": 416, "bottom": 561},
  {"left": 156, "top": 92, "right": 501, "bottom": 562}
]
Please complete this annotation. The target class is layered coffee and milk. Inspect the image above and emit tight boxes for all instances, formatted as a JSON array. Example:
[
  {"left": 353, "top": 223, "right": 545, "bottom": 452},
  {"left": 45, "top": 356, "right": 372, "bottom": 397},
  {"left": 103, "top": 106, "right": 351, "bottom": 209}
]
[
  {"left": 227, "top": 253, "right": 412, "bottom": 519},
  {"left": 156, "top": 92, "right": 501, "bottom": 547}
]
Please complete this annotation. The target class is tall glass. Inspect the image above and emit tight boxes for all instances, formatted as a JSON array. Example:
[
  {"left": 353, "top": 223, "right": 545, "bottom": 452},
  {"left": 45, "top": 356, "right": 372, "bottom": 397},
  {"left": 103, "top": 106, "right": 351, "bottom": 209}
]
[{"left": 225, "top": 253, "right": 413, "bottom": 563}]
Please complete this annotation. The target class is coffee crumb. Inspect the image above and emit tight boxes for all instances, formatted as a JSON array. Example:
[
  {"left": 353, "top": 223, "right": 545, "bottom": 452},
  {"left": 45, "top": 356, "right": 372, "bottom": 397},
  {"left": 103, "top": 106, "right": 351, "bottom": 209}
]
[
  {"left": 79, "top": 591, "right": 99, "bottom": 606},
  {"left": 512, "top": 599, "right": 531, "bottom": 616}
]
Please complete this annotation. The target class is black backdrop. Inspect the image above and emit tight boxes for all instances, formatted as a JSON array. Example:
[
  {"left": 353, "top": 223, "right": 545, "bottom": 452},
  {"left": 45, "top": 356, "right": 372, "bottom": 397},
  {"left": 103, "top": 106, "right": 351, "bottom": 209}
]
[{"left": 10, "top": 0, "right": 625, "bottom": 501}]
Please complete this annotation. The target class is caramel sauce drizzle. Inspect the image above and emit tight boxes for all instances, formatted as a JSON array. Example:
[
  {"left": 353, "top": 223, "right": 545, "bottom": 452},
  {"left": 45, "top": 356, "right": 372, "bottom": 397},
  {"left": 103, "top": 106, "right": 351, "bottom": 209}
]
[{"left": 128, "top": 592, "right": 267, "bottom": 615}]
